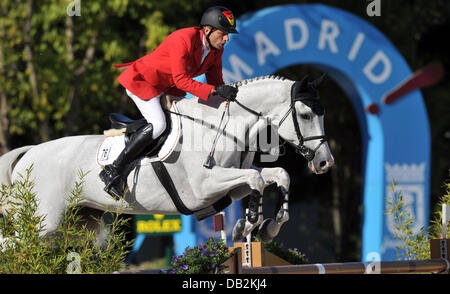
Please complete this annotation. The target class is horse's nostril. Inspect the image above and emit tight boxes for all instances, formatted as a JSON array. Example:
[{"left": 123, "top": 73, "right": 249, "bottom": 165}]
[{"left": 320, "top": 161, "right": 327, "bottom": 168}]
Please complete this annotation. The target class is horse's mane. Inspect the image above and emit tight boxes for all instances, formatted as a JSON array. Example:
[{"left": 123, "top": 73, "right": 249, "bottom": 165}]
[
  {"left": 176, "top": 75, "right": 292, "bottom": 114},
  {"left": 229, "top": 75, "right": 289, "bottom": 87}
]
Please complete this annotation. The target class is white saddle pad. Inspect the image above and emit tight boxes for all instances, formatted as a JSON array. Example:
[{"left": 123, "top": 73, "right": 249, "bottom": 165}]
[{"left": 96, "top": 102, "right": 181, "bottom": 167}]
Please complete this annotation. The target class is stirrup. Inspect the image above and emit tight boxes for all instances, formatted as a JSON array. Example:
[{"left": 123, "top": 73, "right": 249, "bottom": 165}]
[
  {"left": 106, "top": 179, "right": 128, "bottom": 200},
  {"left": 99, "top": 169, "right": 127, "bottom": 200}
]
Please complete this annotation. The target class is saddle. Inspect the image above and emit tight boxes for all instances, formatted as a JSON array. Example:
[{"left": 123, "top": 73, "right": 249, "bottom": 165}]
[
  {"left": 102, "top": 94, "right": 175, "bottom": 160},
  {"left": 108, "top": 112, "right": 172, "bottom": 159}
]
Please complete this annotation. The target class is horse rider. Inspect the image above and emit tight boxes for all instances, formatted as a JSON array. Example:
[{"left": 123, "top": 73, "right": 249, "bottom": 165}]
[{"left": 100, "top": 6, "right": 240, "bottom": 199}]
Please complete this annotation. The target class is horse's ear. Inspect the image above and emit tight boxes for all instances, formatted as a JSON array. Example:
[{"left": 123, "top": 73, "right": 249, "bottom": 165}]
[
  {"left": 299, "top": 74, "right": 310, "bottom": 91},
  {"left": 309, "top": 72, "right": 327, "bottom": 89}
]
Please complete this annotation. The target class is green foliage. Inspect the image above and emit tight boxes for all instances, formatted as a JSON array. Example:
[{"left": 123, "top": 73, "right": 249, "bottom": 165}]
[
  {"left": 428, "top": 180, "right": 450, "bottom": 240},
  {"left": 166, "top": 237, "right": 232, "bottom": 274},
  {"left": 386, "top": 178, "right": 450, "bottom": 261},
  {"left": 386, "top": 181, "right": 429, "bottom": 260},
  {"left": 262, "top": 239, "right": 309, "bottom": 265},
  {"left": 0, "top": 0, "right": 211, "bottom": 145},
  {"left": 0, "top": 165, "right": 133, "bottom": 274}
]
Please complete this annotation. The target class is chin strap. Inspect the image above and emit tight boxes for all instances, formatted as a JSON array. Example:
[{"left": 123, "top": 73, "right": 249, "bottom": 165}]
[{"left": 204, "top": 27, "right": 217, "bottom": 50}]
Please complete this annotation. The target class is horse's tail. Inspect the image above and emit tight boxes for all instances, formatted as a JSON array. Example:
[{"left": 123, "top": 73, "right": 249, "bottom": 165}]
[
  {"left": 0, "top": 146, "right": 34, "bottom": 215},
  {"left": 0, "top": 146, "right": 34, "bottom": 186}
]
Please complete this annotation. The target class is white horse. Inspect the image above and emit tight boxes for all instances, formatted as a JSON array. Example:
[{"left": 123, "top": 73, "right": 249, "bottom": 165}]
[{"left": 0, "top": 74, "right": 334, "bottom": 246}]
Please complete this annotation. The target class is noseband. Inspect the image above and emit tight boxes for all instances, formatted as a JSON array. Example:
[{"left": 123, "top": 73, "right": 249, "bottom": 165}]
[{"left": 277, "top": 80, "right": 328, "bottom": 162}]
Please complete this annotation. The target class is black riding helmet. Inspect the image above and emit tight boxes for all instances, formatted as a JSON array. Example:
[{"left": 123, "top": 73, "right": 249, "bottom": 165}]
[
  {"left": 201, "top": 6, "right": 238, "bottom": 34},
  {"left": 200, "top": 6, "right": 238, "bottom": 49}
]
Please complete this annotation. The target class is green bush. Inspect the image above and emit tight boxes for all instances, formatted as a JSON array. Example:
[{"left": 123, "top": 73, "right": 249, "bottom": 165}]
[
  {"left": 262, "top": 239, "right": 309, "bottom": 265},
  {"left": 0, "top": 165, "right": 133, "bottom": 274},
  {"left": 386, "top": 178, "right": 450, "bottom": 260}
]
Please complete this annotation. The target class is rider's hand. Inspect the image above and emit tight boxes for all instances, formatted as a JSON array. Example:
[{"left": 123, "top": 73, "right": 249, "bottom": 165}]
[{"left": 214, "top": 85, "right": 238, "bottom": 101}]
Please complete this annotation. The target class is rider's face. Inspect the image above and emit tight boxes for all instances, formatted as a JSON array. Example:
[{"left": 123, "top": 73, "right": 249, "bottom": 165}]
[{"left": 204, "top": 27, "right": 229, "bottom": 50}]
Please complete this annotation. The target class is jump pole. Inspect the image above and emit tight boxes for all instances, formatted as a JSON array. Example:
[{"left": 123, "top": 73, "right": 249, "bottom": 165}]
[{"left": 239, "top": 259, "right": 449, "bottom": 274}]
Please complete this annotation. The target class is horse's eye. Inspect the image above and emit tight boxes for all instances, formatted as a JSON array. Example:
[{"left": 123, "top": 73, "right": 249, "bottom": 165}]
[{"left": 300, "top": 114, "right": 311, "bottom": 120}]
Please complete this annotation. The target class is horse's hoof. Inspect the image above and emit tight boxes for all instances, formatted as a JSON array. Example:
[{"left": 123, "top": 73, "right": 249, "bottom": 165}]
[
  {"left": 256, "top": 218, "right": 276, "bottom": 242},
  {"left": 232, "top": 218, "right": 246, "bottom": 242}
]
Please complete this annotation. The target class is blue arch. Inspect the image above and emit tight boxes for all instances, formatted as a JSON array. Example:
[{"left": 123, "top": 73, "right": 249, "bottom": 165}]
[{"left": 219, "top": 4, "right": 430, "bottom": 261}]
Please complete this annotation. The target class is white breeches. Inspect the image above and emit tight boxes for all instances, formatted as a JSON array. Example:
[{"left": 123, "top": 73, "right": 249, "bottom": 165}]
[{"left": 126, "top": 89, "right": 167, "bottom": 139}]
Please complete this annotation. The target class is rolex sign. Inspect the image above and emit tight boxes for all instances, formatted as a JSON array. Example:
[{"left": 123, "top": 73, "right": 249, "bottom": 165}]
[{"left": 135, "top": 214, "right": 182, "bottom": 236}]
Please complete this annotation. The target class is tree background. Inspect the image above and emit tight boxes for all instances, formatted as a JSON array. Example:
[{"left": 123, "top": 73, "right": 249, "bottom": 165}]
[{"left": 0, "top": 0, "right": 448, "bottom": 262}]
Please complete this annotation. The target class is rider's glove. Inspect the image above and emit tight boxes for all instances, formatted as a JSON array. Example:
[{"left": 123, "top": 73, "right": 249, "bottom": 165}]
[{"left": 214, "top": 85, "right": 238, "bottom": 101}]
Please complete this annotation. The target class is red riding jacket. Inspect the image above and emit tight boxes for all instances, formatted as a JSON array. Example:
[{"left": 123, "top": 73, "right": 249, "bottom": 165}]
[{"left": 113, "top": 27, "right": 225, "bottom": 101}]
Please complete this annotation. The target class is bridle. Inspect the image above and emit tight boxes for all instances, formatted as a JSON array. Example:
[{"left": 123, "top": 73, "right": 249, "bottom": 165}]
[
  {"left": 234, "top": 79, "right": 328, "bottom": 162},
  {"left": 277, "top": 86, "right": 328, "bottom": 162}
]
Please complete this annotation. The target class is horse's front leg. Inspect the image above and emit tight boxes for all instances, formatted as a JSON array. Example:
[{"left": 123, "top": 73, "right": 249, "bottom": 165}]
[
  {"left": 253, "top": 166, "right": 290, "bottom": 242},
  {"left": 231, "top": 189, "right": 264, "bottom": 242},
  {"left": 223, "top": 166, "right": 291, "bottom": 242},
  {"left": 200, "top": 166, "right": 265, "bottom": 242}
]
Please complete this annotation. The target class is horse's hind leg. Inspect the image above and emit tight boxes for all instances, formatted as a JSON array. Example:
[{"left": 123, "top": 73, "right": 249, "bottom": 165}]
[
  {"left": 77, "top": 207, "right": 111, "bottom": 248},
  {"left": 0, "top": 232, "right": 13, "bottom": 252}
]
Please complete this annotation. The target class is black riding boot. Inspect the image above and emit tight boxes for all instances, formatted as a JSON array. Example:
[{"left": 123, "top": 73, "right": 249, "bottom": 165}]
[{"left": 99, "top": 123, "right": 154, "bottom": 199}]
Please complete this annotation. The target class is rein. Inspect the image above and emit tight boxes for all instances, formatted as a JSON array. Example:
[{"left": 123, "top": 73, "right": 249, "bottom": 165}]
[
  {"left": 164, "top": 99, "right": 265, "bottom": 168},
  {"left": 234, "top": 99, "right": 262, "bottom": 117},
  {"left": 164, "top": 79, "right": 328, "bottom": 164},
  {"left": 163, "top": 102, "right": 232, "bottom": 168}
]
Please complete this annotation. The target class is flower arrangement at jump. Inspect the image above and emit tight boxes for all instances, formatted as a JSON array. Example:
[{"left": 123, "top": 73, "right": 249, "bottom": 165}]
[
  {"left": 167, "top": 237, "right": 232, "bottom": 274},
  {"left": 166, "top": 236, "right": 309, "bottom": 274}
]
